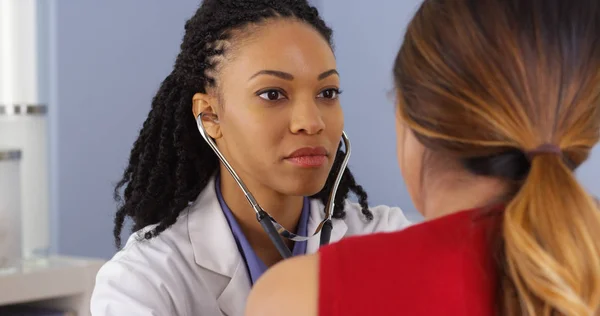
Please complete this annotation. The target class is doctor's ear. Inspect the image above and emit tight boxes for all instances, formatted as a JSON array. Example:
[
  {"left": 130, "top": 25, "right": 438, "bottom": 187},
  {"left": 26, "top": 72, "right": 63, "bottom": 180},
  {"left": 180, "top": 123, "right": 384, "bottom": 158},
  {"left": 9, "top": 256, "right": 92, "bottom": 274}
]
[{"left": 192, "top": 93, "right": 222, "bottom": 139}]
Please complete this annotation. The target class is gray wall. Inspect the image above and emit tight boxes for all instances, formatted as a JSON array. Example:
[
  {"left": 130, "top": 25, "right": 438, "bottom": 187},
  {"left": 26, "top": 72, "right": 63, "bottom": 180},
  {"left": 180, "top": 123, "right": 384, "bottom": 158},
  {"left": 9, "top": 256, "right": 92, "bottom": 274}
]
[{"left": 48, "top": 0, "right": 599, "bottom": 259}]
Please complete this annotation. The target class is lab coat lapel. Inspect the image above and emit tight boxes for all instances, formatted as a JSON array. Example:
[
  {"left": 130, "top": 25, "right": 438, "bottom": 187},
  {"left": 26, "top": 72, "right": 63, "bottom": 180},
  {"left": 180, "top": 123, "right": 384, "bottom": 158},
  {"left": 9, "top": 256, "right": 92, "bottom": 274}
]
[
  {"left": 217, "top": 260, "right": 251, "bottom": 316},
  {"left": 188, "top": 176, "right": 250, "bottom": 316},
  {"left": 306, "top": 199, "right": 348, "bottom": 253},
  {"left": 188, "top": 181, "right": 347, "bottom": 315}
]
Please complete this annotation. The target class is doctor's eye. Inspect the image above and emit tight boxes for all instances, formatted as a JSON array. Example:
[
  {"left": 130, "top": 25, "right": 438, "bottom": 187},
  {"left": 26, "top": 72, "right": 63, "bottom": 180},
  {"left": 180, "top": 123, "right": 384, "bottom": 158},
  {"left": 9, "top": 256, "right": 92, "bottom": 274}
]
[
  {"left": 317, "top": 88, "right": 342, "bottom": 100},
  {"left": 258, "top": 89, "right": 287, "bottom": 101}
]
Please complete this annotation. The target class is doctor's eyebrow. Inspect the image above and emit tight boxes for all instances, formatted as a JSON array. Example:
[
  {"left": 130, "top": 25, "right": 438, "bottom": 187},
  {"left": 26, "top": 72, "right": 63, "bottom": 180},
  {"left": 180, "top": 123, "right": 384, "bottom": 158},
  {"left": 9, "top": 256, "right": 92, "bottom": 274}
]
[
  {"left": 318, "top": 69, "right": 339, "bottom": 80},
  {"left": 248, "top": 69, "right": 339, "bottom": 81}
]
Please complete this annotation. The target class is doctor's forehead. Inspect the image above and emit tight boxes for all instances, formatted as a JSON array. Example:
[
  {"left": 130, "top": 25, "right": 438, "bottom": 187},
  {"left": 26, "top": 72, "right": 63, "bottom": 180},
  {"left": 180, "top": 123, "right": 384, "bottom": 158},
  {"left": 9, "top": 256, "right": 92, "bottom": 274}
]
[{"left": 222, "top": 19, "right": 336, "bottom": 79}]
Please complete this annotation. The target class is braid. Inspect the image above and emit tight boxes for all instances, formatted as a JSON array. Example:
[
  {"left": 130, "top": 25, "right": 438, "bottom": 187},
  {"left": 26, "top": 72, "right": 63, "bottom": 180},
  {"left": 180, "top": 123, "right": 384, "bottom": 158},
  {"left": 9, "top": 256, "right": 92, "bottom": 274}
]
[
  {"left": 311, "top": 145, "right": 374, "bottom": 221},
  {"left": 114, "top": 0, "right": 371, "bottom": 248}
]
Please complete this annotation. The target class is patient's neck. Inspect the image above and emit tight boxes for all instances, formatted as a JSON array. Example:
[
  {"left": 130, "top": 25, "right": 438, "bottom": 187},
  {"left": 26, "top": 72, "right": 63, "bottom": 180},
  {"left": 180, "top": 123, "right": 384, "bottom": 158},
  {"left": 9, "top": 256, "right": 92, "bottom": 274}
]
[{"left": 422, "top": 174, "right": 509, "bottom": 220}]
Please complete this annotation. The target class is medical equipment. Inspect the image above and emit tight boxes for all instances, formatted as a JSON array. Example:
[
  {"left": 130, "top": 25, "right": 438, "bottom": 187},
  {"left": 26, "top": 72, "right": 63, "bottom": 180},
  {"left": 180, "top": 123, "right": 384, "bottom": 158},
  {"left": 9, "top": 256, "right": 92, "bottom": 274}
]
[
  {"left": 0, "top": 149, "right": 22, "bottom": 269},
  {"left": 196, "top": 113, "right": 351, "bottom": 259},
  {"left": 0, "top": 105, "right": 51, "bottom": 259}
]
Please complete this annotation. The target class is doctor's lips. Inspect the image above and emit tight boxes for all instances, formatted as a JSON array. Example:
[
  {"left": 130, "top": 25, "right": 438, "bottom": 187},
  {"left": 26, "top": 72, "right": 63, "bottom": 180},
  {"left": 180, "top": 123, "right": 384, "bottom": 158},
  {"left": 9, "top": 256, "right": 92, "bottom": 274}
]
[{"left": 284, "top": 147, "right": 328, "bottom": 168}]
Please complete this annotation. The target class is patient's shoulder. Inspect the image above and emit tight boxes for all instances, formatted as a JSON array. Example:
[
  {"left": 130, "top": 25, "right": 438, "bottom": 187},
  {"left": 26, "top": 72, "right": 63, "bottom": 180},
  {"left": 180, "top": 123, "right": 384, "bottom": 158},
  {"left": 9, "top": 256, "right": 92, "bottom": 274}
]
[
  {"left": 335, "top": 209, "right": 497, "bottom": 267},
  {"left": 318, "top": 209, "right": 499, "bottom": 315}
]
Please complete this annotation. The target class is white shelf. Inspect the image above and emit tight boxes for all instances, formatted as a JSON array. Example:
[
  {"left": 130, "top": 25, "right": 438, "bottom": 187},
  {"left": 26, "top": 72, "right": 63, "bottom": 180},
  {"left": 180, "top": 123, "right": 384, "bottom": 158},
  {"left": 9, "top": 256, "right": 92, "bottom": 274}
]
[{"left": 0, "top": 256, "right": 105, "bottom": 316}]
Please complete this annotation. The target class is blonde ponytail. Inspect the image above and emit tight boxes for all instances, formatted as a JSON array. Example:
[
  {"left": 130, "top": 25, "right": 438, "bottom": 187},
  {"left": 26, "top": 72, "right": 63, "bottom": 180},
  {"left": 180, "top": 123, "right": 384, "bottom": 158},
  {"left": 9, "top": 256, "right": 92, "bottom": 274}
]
[{"left": 502, "top": 153, "right": 600, "bottom": 315}]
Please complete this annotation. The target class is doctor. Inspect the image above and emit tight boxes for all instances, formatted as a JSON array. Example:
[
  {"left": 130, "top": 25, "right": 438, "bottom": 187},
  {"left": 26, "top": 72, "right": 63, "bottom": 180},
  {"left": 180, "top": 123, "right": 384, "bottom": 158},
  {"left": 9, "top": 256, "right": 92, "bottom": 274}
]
[{"left": 90, "top": 0, "right": 410, "bottom": 315}]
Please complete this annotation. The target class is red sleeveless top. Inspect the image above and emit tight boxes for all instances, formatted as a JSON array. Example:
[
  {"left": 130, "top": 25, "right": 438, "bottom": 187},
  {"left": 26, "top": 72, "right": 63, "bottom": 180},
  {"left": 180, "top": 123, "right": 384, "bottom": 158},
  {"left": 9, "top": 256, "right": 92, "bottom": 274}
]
[{"left": 318, "top": 209, "right": 501, "bottom": 315}]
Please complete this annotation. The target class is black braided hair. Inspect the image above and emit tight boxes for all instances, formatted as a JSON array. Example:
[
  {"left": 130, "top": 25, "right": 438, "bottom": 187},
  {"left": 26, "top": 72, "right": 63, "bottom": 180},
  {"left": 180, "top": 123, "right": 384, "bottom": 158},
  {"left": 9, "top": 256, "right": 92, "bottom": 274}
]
[{"left": 113, "top": 0, "right": 373, "bottom": 248}]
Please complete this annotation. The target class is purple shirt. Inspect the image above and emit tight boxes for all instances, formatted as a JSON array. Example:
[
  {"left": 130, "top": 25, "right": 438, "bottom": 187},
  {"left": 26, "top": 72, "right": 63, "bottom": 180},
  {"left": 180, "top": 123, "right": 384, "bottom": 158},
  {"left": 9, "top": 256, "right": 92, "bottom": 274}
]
[{"left": 215, "top": 175, "right": 310, "bottom": 285}]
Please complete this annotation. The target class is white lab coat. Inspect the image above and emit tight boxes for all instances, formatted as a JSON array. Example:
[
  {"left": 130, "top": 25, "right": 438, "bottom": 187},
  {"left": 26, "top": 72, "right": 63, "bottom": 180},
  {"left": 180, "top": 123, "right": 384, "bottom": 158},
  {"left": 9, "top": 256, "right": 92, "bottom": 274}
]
[{"left": 90, "top": 176, "right": 411, "bottom": 316}]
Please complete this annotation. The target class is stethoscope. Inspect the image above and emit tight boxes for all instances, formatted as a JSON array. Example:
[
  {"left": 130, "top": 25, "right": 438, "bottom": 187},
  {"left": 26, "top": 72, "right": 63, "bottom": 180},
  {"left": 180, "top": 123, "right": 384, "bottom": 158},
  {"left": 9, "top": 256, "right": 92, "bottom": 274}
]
[{"left": 196, "top": 113, "right": 351, "bottom": 259}]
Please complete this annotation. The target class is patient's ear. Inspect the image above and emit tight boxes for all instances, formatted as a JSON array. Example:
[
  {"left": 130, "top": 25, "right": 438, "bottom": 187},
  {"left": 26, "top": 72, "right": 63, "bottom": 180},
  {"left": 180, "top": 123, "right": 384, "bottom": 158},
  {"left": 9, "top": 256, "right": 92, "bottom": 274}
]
[{"left": 192, "top": 93, "right": 222, "bottom": 139}]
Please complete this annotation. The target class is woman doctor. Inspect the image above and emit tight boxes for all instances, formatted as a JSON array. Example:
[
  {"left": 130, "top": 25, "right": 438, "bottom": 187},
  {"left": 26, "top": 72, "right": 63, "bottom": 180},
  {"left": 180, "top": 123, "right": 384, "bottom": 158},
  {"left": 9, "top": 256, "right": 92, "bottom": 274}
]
[{"left": 90, "top": 0, "right": 410, "bottom": 315}]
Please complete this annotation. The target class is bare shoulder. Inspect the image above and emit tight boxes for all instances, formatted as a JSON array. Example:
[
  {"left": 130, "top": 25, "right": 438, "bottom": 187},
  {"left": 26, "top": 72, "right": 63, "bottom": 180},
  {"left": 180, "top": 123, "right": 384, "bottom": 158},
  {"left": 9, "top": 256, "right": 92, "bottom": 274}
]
[{"left": 245, "top": 254, "right": 319, "bottom": 316}]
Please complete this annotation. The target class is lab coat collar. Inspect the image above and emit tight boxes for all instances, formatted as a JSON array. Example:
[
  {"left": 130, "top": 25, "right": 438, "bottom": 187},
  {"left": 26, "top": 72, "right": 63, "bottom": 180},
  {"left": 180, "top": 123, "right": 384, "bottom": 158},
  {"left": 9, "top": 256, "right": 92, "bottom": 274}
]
[
  {"left": 188, "top": 175, "right": 241, "bottom": 278},
  {"left": 188, "top": 176, "right": 250, "bottom": 316},
  {"left": 217, "top": 260, "right": 251, "bottom": 316},
  {"left": 187, "top": 176, "right": 348, "bottom": 315},
  {"left": 188, "top": 176, "right": 349, "bottom": 271}
]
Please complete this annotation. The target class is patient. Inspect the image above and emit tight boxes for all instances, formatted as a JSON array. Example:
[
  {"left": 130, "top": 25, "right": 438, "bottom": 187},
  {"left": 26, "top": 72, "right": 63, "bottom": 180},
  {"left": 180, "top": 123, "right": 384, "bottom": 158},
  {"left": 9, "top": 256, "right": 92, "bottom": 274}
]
[{"left": 245, "top": 0, "right": 600, "bottom": 315}]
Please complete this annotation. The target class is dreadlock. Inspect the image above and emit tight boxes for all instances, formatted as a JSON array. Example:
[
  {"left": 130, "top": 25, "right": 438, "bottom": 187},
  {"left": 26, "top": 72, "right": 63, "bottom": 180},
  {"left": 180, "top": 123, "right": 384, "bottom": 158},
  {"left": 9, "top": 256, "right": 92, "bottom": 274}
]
[{"left": 113, "top": 0, "right": 373, "bottom": 248}]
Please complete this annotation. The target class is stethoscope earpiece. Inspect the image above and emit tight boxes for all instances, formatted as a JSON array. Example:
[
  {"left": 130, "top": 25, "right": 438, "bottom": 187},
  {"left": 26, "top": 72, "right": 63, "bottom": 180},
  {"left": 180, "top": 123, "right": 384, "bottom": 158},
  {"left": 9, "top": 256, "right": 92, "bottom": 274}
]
[{"left": 198, "top": 112, "right": 220, "bottom": 124}]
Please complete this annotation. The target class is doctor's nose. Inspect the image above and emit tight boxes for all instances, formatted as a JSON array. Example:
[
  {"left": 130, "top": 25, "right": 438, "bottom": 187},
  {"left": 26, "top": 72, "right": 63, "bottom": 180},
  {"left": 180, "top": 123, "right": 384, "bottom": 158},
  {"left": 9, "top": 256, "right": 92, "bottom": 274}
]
[{"left": 289, "top": 102, "right": 326, "bottom": 135}]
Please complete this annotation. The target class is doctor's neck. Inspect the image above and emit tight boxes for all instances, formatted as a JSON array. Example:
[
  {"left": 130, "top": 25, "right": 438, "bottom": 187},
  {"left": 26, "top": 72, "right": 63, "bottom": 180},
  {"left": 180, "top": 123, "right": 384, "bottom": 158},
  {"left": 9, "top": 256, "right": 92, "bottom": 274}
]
[{"left": 218, "top": 168, "right": 303, "bottom": 265}]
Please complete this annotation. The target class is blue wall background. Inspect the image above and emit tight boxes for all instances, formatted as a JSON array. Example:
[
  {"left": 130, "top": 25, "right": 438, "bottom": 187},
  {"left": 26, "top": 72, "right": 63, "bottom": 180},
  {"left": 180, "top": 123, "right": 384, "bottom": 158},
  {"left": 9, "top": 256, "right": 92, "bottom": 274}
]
[
  {"left": 46, "top": 0, "right": 599, "bottom": 259},
  {"left": 48, "top": 1, "right": 200, "bottom": 258}
]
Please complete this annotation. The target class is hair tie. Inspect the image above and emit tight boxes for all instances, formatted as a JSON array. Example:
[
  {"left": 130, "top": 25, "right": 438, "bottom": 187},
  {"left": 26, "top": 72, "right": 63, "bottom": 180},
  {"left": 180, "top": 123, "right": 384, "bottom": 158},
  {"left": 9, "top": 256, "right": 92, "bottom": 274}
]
[{"left": 526, "top": 143, "right": 562, "bottom": 160}]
